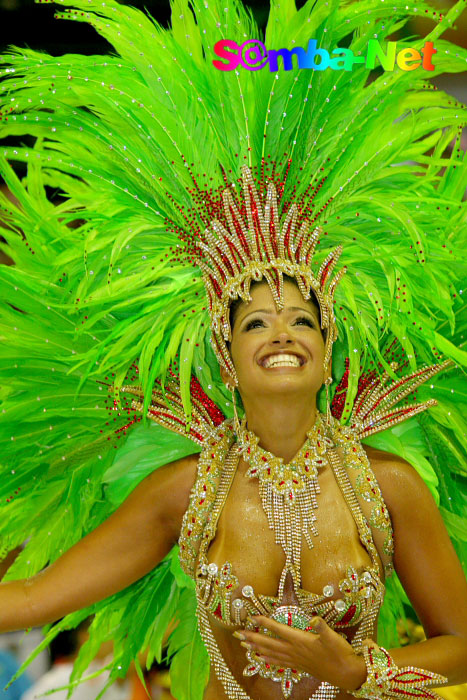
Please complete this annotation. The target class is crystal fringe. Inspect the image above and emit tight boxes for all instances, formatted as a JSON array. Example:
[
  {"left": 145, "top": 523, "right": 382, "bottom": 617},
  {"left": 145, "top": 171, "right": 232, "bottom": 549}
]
[{"left": 236, "top": 414, "right": 330, "bottom": 583}]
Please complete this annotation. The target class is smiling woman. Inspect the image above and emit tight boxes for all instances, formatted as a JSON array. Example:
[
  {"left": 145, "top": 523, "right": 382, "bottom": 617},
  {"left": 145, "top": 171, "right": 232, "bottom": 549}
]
[
  {"left": 0, "top": 0, "right": 467, "bottom": 699},
  {"left": 224, "top": 281, "right": 329, "bottom": 459}
]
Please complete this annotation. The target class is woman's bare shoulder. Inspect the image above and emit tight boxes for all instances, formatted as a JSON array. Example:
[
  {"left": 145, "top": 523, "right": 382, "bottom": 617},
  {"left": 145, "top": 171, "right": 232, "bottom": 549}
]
[
  {"left": 362, "top": 448, "right": 467, "bottom": 643},
  {"left": 141, "top": 452, "right": 200, "bottom": 525},
  {"left": 362, "top": 444, "right": 432, "bottom": 515}
]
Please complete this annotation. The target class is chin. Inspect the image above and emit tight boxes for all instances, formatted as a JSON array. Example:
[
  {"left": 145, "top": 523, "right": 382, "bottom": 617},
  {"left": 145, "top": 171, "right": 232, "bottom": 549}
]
[{"left": 250, "top": 372, "right": 318, "bottom": 396}]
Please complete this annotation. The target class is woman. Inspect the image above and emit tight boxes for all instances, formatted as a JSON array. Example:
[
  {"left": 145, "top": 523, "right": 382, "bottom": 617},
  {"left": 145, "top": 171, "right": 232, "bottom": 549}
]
[
  {"left": 0, "top": 0, "right": 466, "bottom": 698},
  {"left": 1, "top": 266, "right": 467, "bottom": 699}
]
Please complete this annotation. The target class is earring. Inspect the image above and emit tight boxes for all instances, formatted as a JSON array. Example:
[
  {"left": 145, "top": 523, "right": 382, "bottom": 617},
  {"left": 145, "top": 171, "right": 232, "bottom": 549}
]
[
  {"left": 325, "top": 376, "right": 333, "bottom": 429},
  {"left": 226, "top": 380, "right": 240, "bottom": 434}
]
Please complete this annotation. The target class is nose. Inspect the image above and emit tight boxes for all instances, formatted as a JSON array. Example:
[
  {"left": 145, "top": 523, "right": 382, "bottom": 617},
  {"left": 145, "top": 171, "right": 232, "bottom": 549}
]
[
  {"left": 270, "top": 322, "right": 294, "bottom": 346},
  {"left": 271, "top": 333, "right": 293, "bottom": 345}
]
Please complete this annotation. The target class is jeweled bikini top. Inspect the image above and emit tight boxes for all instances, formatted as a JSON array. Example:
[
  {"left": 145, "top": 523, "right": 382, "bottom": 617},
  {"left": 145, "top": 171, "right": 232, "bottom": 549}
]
[{"left": 178, "top": 417, "right": 394, "bottom": 700}]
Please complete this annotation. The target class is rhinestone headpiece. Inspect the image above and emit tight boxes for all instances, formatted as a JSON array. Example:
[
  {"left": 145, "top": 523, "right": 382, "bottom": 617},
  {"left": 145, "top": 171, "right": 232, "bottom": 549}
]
[{"left": 194, "top": 166, "right": 346, "bottom": 381}]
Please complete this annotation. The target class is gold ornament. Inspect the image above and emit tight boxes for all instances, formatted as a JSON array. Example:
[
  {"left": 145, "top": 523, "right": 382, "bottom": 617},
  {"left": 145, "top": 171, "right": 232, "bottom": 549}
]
[
  {"left": 189, "top": 415, "right": 389, "bottom": 700},
  {"left": 193, "top": 166, "right": 345, "bottom": 382},
  {"left": 325, "top": 375, "right": 333, "bottom": 428},
  {"left": 236, "top": 413, "right": 330, "bottom": 583},
  {"left": 351, "top": 643, "right": 448, "bottom": 699}
]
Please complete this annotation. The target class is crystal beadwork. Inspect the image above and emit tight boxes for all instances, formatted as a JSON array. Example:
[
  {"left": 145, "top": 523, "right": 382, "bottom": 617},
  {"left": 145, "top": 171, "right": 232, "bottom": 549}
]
[
  {"left": 334, "top": 599, "right": 346, "bottom": 612},
  {"left": 237, "top": 413, "right": 329, "bottom": 587},
  {"left": 188, "top": 418, "right": 391, "bottom": 700},
  {"left": 190, "top": 166, "right": 344, "bottom": 380}
]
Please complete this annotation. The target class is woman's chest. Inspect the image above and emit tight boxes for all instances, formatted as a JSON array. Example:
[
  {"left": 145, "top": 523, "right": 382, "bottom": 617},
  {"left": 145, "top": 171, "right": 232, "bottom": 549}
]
[{"left": 206, "top": 463, "right": 374, "bottom": 597}]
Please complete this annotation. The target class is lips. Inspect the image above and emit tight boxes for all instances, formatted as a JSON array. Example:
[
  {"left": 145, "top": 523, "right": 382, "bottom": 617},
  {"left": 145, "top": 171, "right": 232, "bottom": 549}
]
[{"left": 260, "top": 352, "right": 305, "bottom": 369}]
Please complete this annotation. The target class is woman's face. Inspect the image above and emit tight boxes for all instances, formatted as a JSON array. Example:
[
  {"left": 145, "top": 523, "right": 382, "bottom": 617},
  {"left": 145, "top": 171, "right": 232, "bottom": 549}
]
[{"left": 226, "top": 280, "right": 328, "bottom": 401}]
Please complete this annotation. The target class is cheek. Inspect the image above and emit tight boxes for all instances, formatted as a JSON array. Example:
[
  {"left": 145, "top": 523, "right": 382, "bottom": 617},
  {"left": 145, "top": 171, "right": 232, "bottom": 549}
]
[
  {"left": 229, "top": 334, "right": 244, "bottom": 371},
  {"left": 315, "top": 336, "right": 326, "bottom": 355},
  {"left": 230, "top": 334, "right": 258, "bottom": 375}
]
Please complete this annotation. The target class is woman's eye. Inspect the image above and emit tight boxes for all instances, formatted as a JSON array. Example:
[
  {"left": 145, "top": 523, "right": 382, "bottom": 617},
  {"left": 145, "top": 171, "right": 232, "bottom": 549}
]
[
  {"left": 245, "top": 318, "right": 266, "bottom": 331},
  {"left": 294, "top": 316, "right": 314, "bottom": 327}
]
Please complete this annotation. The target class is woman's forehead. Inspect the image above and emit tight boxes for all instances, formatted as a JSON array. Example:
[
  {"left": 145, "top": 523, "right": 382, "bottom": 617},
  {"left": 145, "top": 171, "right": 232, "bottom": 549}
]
[{"left": 237, "top": 281, "right": 319, "bottom": 318}]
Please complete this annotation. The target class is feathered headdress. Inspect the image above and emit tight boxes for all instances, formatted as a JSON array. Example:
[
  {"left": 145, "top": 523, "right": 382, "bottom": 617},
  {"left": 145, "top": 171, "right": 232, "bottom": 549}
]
[
  {"left": 0, "top": 0, "right": 466, "bottom": 698},
  {"left": 187, "top": 165, "right": 344, "bottom": 378}
]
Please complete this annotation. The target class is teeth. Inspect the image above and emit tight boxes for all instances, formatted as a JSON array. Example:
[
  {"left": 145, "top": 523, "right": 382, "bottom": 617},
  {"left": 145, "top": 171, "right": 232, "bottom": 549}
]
[{"left": 263, "top": 353, "right": 301, "bottom": 368}]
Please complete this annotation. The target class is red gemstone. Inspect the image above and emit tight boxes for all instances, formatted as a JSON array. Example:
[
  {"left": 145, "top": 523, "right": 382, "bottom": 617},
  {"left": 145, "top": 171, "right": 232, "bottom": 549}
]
[{"left": 340, "top": 604, "right": 357, "bottom": 625}]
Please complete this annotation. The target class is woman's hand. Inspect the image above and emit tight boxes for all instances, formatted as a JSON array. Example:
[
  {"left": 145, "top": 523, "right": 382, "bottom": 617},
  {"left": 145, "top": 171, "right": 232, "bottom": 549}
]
[{"left": 234, "top": 615, "right": 367, "bottom": 692}]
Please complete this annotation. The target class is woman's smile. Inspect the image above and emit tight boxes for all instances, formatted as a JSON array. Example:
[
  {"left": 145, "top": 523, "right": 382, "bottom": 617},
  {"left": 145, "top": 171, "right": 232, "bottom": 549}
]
[{"left": 260, "top": 352, "right": 306, "bottom": 369}]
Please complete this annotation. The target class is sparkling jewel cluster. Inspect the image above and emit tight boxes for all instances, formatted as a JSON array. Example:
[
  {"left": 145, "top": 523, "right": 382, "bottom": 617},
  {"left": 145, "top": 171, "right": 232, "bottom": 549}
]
[
  {"left": 333, "top": 422, "right": 395, "bottom": 573},
  {"left": 349, "top": 360, "right": 452, "bottom": 440},
  {"left": 236, "top": 412, "right": 330, "bottom": 575},
  {"left": 188, "top": 414, "right": 389, "bottom": 699},
  {"left": 350, "top": 644, "right": 447, "bottom": 699},
  {"left": 178, "top": 423, "right": 234, "bottom": 576}
]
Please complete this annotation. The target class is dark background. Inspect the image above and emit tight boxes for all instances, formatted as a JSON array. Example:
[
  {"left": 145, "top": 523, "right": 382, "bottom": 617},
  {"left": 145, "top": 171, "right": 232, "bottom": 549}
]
[
  {"left": 0, "top": 1, "right": 465, "bottom": 128},
  {"left": 0, "top": 0, "right": 273, "bottom": 54},
  {"left": 1, "top": 0, "right": 466, "bottom": 62}
]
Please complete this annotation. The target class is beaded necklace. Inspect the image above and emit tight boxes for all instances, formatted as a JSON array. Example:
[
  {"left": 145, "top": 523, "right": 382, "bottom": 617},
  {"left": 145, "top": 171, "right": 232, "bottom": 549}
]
[{"left": 236, "top": 413, "right": 330, "bottom": 588}]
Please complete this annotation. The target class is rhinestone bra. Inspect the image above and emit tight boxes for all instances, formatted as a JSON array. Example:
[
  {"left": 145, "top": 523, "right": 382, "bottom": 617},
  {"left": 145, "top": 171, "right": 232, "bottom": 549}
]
[{"left": 178, "top": 418, "right": 394, "bottom": 699}]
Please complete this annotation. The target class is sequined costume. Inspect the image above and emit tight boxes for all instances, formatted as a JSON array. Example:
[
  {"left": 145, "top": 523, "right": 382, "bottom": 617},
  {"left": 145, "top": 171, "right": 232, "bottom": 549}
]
[
  {"left": 180, "top": 418, "right": 392, "bottom": 699},
  {"left": 0, "top": 0, "right": 466, "bottom": 698}
]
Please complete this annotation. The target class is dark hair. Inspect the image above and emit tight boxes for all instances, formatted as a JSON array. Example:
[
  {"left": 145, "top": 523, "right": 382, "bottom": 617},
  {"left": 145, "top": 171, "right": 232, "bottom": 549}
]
[{"left": 229, "top": 275, "right": 323, "bottom": 336}]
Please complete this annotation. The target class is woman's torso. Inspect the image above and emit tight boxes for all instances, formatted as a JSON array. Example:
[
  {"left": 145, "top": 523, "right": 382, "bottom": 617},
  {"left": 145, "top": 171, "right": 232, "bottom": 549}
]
[{"left": 178, "top": 421, "right": 393, "bottom": 700}]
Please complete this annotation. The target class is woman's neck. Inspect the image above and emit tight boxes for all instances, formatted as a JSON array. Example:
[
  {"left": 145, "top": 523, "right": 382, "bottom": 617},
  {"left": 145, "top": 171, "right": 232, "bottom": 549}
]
[{"left": 241, "top": 394, "right": 318, "bottom": 463}]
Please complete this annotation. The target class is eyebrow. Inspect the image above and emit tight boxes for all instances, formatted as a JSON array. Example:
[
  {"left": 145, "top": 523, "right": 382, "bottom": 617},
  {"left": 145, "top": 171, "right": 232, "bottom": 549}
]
[{"left": 239, "top": 306, "right": 318, "bottom": 323}]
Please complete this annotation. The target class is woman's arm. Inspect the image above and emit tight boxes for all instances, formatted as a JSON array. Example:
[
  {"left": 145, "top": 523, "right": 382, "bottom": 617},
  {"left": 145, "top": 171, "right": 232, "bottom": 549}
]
[
  {"left": 367, "top": 449, "right": 467, "bottom": 684},
  {"left": 0, "top": 453, "right": 198, "bottom": 632}
]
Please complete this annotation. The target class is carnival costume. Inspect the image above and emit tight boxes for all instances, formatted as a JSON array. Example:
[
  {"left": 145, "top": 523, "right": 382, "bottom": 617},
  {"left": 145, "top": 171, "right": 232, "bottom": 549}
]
[{"left": 0, "top": 0, "right": 466, "bottom": 698}]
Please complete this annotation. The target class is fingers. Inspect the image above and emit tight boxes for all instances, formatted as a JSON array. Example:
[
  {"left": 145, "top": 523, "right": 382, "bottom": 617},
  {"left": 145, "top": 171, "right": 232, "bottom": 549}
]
[
  {"left": 232, "top": 616, "right": 356, "bottom": 682},
  {"left": 309, "top": 616, "right": 327, "bottom": 635},
  {"left": 239, "top": 639, "right": 290, "bottom": 667},
  {"left": 248, "top": 614, "right": 324, "bottom": 637},
  {"left": 249, "top": 615, "right": 294, "bottom": 637},
  {"left": 233, "top": 615, "right": 325, "bottom": 664},
  {"left": 240, "top": 630, "right": 287, "bottom": 655},
  {"left": 233, "top": 624, "right": 292, "bottom": 661}
]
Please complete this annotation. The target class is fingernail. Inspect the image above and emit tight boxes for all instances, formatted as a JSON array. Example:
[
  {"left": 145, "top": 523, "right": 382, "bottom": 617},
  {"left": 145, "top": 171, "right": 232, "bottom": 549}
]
[
  {"left": 240, "top": 641, "right": 252, "bottom": 650},
  {"left": 246, "top": 616, "right": 257, "bottom": 624},
  {"left": 233, "top": 631, "right": 245, "bottom": 641}
]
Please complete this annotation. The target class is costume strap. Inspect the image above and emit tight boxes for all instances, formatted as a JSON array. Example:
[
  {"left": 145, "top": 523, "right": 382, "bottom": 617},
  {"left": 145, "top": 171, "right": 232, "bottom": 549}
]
[
  {"left": 331, "top": 422, "right": 394, "bottom": 579},
  {"left": 178, "top": 422, "right": 236, "bottom": 577}
]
